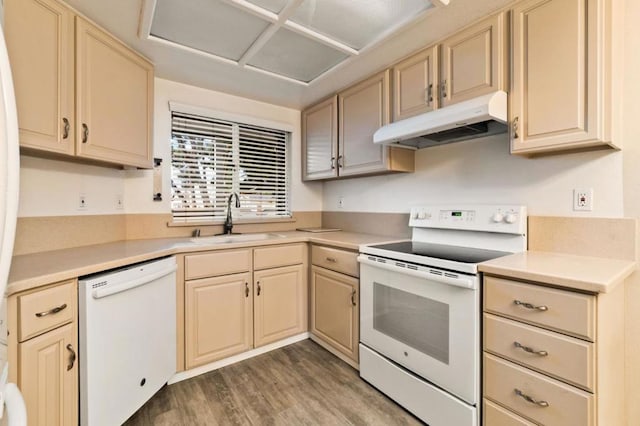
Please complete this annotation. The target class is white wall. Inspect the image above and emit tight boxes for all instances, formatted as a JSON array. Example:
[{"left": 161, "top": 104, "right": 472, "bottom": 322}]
[
  {"left": 18, "top": 156, "right": 125, "bottom": 217},
  {"left": 324, "top": 135, "right": 625, "bottom": 217},
  {"left": 124, "top": 78, "right": 323, "bottom": 214}
]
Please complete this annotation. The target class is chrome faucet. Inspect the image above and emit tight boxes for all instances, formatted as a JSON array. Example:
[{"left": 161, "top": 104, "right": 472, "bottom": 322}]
[{"left": 222, "top": 192, "right": 240, "bottom": 235}]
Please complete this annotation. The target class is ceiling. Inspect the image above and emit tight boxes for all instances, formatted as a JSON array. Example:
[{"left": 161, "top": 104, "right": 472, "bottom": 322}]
[{"left": 63, "top": 0, "right": 513, "bottom": 109}]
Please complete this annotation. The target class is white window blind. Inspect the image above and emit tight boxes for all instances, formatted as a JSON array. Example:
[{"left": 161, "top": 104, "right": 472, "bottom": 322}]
[{"left": 171, "top": 111, "right": 290, "bottom": 223}]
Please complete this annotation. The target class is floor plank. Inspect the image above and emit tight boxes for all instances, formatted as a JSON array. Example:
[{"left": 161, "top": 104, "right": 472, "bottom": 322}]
[{"left": 124, "top": 340, "right": 423, "bottom": 425}]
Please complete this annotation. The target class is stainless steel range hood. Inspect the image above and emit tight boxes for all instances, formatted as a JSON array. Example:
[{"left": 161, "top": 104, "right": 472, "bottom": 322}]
[{"left": 373, "top": 90, "right": 508, "bottom": 149}]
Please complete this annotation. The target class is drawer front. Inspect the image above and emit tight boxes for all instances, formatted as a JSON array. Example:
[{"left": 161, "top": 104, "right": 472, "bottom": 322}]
[
  {"left": 185, "top": 249, "right": 251, "bottom": 280},
  {"left": 484, "top": 353, "right": 594, "bottom": 426},
  {"left": 253, "top": 244, "right": 306, "bottom": 270},
  {"left": 484, "top": 313, "right": 595, "bottom": 391},
  {"left": 484, "top": 276, "right": 596, "bottom": 341},
  {"left": 18, "top": 280, "right": 76, "bottom": 342},
  {"left": 311, "top": 245, "right": 359, "bottom": 277},
  {"left": 483, "top": 399, "right": 536, "bottom": 426}
]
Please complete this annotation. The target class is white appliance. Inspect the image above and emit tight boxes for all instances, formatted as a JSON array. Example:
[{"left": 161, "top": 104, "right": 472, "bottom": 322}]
[
  {"left": 373, "top": 91, "right": 507, "bottom": 149},
  {"left": 79, "top": 256, "right": 177, "bottom": 426},
  {"left": 358, "top": 204, "right": 527, "bottom": 426},
  {"left": 0, "top": 11, "right": 27, "bottom": 426}
]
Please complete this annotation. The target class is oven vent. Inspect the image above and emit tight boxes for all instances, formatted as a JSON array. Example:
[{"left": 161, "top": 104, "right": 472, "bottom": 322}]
[
  {"left": 367, "top": 256, "right": 377, "bottom": 262},
  {"left": 430, "top": 270, "right": 443, "bottom": 276},
  {"left": 445, "top": 272, "right": 459, "bottom": 279}
]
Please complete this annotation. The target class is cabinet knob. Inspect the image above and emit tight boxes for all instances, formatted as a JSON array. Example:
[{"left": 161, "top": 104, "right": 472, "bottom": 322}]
[
  {"left": 35, "top": 303, "right": 67, "bottom": 318},
  {"left": 441, "top": 80, "right": 448, "bottom": 99},
  {"left": 513, "top": 341, "right": 548, "bottom": 357},
  {"left": 337, "top": 155, "right": 343, "bottom": 168},
  {"left": 512, "top": 116, "right": 519, "bottom": 139},
  {"left": 513, "top": 299, "right": 548, "bottom": 311},
  {"left": 351, "top": 289, "right": 357, "bottom": 306},
  {"left": 257, "top": 281, "right": 261, "bottom": 296},
  {"left": 245, "top": 282, "right": 249, "bottom": 298},
  {"left": 425, "top": 84, "right": 434, "bottom": 106},
  {"left": 514, "top": 388, "right": 549, "bottom": 407},
  {"left": 331, "top": 157, "right": 336, "bottom": 170},
  {"left": 82, "top": 123, "right": 89, "bottom": 143},
  {"left": 62, "top": 118, "right": 70, "bottom": 139}
]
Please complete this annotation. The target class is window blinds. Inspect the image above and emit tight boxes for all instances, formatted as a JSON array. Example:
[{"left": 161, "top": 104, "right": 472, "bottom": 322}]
[{"left": 171, "top": 111, "right": 290, "bottom": 223}]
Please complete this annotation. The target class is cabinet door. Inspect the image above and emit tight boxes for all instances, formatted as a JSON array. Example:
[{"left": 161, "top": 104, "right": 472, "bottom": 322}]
[
  {"left": 440, "top": 12, "right": 507, "bottom": 107},
  {"left": 302, "top": 96, "right": 338, "bottom": 181},
  {"left": 310, "top": 266, "right": 359, "bottom": 362},
  {"left": 392, "top": 46, "right": 438, "bottom": 121},
  {"left": 185, "top": 272, "right": 253, "bottom": 369},
  {"left": 254, "top": 264, "right": 306, "bottom": 347},
  {"left": 76, "top": 17, "right": 154, "bottom": 168},
  {"left": 19, "top": 322, "right": 78, "bottom": 426},
  {"left": 338, "top": 70, "right": 391, "bottom": 177},
  {"left": 4, "top": 0, "right": 75, "bottom": 155},
  {"left": 510, "top": 0, "right": 612, "bottom": 154}
]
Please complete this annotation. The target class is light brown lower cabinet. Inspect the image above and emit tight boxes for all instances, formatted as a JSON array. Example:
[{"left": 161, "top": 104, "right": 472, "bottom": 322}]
[
  {"left": 310, "top": 265, "right": 359, "bottom": 364},
  {"left": 254, "top": 264, "right": 307, "bottom": 347},
  {"left": 19, "top": 322, "right": 78, "bottom": 426},
  {"left": 185, "top": 272, "right": 253, "bottom": 369}
]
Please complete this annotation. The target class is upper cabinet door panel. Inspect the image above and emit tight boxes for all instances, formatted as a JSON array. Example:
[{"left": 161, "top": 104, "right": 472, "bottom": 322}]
[
  {"left": 440, "top": 12, "right": 507, "bottom": 107},
  {"left": 5, "top": 0, "right": 75, "bottom": 155},
  {"left": 392, "top": 46, "right": 438, "bottom": 121},
  {"left": 338, "top": 70, "right": 391, "bottom": 177},
  {"left": 76, "top": 17, "right": 154, "bottom": 168},
  {"left": 510, "top": 0, "right": 612, "bottom": 154},
  {"left": 302, "top": 96, "right": 338, "bottom": 181}
]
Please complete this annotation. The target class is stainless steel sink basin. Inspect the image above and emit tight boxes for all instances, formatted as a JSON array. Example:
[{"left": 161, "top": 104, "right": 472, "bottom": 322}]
[{"left": 190, "top": 233, "right": 286, "bottom": 244}]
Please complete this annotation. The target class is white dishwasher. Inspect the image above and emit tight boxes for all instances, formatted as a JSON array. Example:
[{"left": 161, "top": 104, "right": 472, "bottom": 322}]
[{"left": 79, "top": 256, "right": 177, "bottom": 426}]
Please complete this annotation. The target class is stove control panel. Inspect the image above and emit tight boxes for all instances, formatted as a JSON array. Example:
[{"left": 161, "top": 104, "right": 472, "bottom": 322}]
[{"left": 409, "top": 205, "right": 527, "bottom": 235}]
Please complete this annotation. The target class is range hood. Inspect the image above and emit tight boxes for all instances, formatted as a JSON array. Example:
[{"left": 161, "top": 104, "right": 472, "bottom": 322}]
[{"left": 374, "top": 90, "right": 508, "bottom": 149}]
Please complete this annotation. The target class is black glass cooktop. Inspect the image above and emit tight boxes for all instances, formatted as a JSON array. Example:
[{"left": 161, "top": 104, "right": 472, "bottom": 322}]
[{"left": 368, "top": 241, "right": 511, "bottom": 264}]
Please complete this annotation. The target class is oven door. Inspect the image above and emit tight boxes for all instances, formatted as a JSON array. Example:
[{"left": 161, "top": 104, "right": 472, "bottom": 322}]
[{"left": 359, "top": 255, "right": 479, "bottom": 405}]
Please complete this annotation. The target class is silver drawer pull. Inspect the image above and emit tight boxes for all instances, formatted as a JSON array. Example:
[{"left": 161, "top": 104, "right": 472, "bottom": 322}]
[
  {"left": 513, "top": 300, "right": 548, "bottom": 311},
  {"left": 35, "top": 303, "right": 67, "bottom": 318},
  {"left": 514, "top": 388, "right": 549, "bottom": 407},
  {"left": 325, "top": 257, "right": 337, "bottom": 263},
  {"left": 514, "top": 341, "right": 548, "bottom": 357}
]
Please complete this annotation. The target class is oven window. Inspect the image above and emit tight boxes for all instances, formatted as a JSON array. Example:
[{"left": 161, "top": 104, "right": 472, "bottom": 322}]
[{"left": 373, "top": 282, "right": 449, "bottom": 364}]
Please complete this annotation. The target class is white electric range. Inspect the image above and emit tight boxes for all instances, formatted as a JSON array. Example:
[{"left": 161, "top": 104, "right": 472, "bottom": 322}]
[{"left": 358, "top": 204, "right": 527, "bottom": 426}]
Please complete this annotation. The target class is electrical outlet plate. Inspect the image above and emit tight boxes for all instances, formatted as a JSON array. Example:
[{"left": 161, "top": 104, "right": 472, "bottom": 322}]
[
  {"left": 116, "top": 194, "right": 124, "bottom": 210},
  {"left": 573, "top": 188, "right": 593, "bottom": 211},
  {"left": 338, "top": 196, "right": 344, "bottom": 209},
  {"left": 78, "top": 194, "right": 88, "bottom": 211}
]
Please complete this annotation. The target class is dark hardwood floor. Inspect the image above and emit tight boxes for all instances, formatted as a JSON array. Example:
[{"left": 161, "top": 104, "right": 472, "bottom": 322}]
[{"left": 124, "top": 339, "right": 422, "bottom": 425}]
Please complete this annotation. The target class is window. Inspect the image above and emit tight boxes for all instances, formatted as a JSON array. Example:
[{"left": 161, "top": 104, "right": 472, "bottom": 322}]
[{"left": 171, "top": 111, "right": 290, "bottom": 223}]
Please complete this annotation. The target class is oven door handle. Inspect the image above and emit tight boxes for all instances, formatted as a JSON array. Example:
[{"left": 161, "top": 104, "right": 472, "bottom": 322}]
[{"left": 358, "top": 255, "right": 476, "bottom": 290}]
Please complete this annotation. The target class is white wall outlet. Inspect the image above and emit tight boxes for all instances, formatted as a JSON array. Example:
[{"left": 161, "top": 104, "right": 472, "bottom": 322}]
[
  {"left": 116, "top": 194, "right": 124, "bottom": 210},
  {"left": 78, "top": 194, "right": 88, "bottom": 211},
  {"left": 573, "top": 188, "right": 593, "bottom": 211},
  {"left": 338, "top": 196, "right": 345, "bottom": 209}
]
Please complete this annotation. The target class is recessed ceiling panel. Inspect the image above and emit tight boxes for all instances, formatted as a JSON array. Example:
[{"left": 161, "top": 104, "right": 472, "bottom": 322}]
[
  {"left": 248, "top": 27, "right": 348, "bottom": 82},
  {"left": 246, "top": 0, "right": 289, "bottom": 14},
  {"left": 289, "top": 0, "right": 433, "bottom": 49},
  {"left": 151, "top": 0, "right": 270, "bottom": 61}
]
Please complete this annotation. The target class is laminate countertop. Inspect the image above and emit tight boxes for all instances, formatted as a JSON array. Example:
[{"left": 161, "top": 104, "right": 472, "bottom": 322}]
[
  {"left": 479, "top": 250, "right": 636, "bottom": 293},
  {"left": 8, "top": 231, "right": 400, "bottom": 296}
]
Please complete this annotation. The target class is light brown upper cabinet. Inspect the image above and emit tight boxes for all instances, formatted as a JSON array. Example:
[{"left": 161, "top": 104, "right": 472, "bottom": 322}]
[
  {"left": 302, "top": 70, "right": 414, "bottom": 181},
  {"left": 392, "top": 46, "right": 438, "bottom": 121},
  {"left": 391, "top": 12, "right": 507, "bottom": 122},
  {"left": 440, "top": 12, "right": 507, "bottom": 107},
  {"left": 301, "top": 96, "right": 338, "bottom": 180},
  {"left": 4, "top": 0, "right": 154, "bottom": 168},
  {"left": 510, "top": 0, "right": 616, "bottom": 155}
]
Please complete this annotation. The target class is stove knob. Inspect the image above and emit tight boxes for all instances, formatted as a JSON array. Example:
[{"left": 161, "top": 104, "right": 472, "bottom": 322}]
[
  {"left": 504, "top": 213, "right": 517, "bottom": 224},
  {"left": 418, "top": 212, "right": 427, "bottom": 220},
  {"left": 412, "top": 212, "right": 420, "bottom": 219},
  {"left": 492, "top": 212, "right": 504, "bottom": 223}
]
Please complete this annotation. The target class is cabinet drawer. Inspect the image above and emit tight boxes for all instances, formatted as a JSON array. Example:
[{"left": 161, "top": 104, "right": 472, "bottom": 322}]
[
  {"left": 483, "top": 399, "right": 536, "bottom": 426},
  {"left": 484, "top": 313, "right": 595, "bottom": 391},
  {"left": 484, "top": 353, "right": 594, "bottom": 426},
  {"left": 484, "top": 276, "right": 596, "bottom": 341},
  {"left": 311, "top": 245, "right": 359, "bottom": 277},
  {"left": 18, "top": 280, "right": 76, "bottom": 342},
  {"left": 185, "top": 249, "right": 251, "bottom": 280},
  {"left": 253, "top": 244, "right": 306, "bottom": 270}
]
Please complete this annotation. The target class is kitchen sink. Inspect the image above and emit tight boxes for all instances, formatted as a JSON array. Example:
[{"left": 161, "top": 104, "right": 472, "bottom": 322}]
[{"left": 190, "top": 233, "right": 287, "bottom": 244}]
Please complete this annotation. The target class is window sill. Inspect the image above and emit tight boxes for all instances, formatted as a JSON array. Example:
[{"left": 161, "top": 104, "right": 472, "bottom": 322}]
[{"left": 167, "top": 217, "right": 296, "bottom": 228}]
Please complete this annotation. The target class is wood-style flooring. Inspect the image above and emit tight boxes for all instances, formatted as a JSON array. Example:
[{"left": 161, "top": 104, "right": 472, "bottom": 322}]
[{"left": 124, "top": 339, "right": 422, "bottom": 425}]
